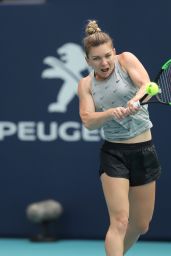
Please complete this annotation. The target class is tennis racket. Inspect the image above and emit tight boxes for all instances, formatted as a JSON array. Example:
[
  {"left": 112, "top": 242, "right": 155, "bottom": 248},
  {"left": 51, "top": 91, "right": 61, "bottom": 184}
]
[{"left": 134, "top": 59, "right": 171, "bottom": 107}]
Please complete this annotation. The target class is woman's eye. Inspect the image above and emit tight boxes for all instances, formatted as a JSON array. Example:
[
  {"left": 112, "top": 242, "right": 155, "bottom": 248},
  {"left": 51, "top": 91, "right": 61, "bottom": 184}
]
[{"left": 93, "top": 57, "right": 100, "bottom": 61}]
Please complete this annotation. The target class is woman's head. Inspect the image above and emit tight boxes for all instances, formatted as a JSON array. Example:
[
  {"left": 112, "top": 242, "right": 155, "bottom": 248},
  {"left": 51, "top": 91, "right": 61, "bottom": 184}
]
[
  {"left": 83, "top": 20, "right": 115, "bottom": 80},
  {"left": 83, "top": 20, "right": 114, "bottom": 58}
]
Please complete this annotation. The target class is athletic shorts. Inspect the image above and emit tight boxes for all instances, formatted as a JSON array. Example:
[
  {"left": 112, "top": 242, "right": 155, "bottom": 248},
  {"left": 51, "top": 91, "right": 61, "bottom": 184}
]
[{"left": 99, "top": 140, "right": 161, "bottom": 186}]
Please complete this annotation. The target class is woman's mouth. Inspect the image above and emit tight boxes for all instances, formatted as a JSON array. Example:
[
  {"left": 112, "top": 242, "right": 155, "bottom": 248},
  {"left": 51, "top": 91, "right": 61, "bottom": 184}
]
[{"left": 101, "top": 68, "right": 110, "bottom": 73}]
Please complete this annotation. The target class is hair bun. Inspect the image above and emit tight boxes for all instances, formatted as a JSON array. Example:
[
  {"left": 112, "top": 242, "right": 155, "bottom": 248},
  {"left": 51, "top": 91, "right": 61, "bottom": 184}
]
[{"left": 86, "top": 20, "right": 101, "bottom": 35}]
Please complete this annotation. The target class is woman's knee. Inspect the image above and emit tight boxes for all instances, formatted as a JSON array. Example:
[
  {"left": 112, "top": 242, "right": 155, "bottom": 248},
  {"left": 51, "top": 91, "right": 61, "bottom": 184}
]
[
  {"left": 130, "top": 220, "right": 150, "bottom": 235},
  {"left": 109, "top": 211, "right": 129, "bottom": 235}
]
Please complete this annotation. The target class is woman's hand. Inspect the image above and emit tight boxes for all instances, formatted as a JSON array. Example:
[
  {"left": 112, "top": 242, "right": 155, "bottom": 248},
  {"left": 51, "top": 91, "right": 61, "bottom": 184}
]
[
  {"left": 110, "top": 107, "right": 129, "bottom": 120},
  {"left": 126, "top": 99, "right": 140, "bottom": 115}
]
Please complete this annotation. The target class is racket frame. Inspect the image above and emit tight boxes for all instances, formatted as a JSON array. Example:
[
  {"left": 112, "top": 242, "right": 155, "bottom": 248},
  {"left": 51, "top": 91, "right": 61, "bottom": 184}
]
[{"left": 137, "top": 59, "right": 171, "bottom": 106}]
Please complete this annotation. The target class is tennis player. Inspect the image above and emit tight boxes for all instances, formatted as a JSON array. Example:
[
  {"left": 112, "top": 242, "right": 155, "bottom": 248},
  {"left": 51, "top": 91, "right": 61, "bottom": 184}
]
[{"left": 78, "top": 20, "right": 161, "bottom": 256}]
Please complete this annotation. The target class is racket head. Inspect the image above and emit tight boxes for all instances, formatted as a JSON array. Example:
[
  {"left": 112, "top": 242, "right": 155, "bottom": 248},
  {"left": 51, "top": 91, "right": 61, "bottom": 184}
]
[{"left": 155, "top": 59, "right": 171, "bottom": 105}]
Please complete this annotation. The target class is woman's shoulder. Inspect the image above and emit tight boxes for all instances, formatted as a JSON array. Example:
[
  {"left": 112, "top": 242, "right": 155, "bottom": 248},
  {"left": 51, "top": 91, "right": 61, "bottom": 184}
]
[
  {"left": 78, "top": 73, "right": 92, "bottom": 86},
  {"left": 117, "top": 52, "right": 140, "bottom": 71},
  {"left": 78, "top": 73, "right": 92, "bottom": 94},
  {"left": 117, "top": 52, "right": 137, "bottom": 62}
]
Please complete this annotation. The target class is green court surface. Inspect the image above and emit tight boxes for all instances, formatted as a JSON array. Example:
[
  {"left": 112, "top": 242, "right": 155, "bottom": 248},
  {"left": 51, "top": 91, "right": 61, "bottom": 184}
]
[{"left": 0, "top": 239, "right": 170, "bottom": 256}]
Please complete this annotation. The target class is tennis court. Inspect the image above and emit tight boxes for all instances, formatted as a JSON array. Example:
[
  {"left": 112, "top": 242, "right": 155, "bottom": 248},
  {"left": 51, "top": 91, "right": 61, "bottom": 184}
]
[{"left": 0, "top": 239, "right": 170, "bottom": 256}]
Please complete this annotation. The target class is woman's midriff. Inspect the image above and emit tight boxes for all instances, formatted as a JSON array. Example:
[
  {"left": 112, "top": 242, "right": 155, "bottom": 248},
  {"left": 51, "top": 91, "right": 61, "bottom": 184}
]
[{"left": 109, "top": 129, "right": 152, "bottom": 144}]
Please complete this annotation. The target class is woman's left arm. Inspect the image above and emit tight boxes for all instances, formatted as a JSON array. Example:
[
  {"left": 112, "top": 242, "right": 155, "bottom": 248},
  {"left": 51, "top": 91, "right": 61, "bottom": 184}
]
[{"left": 119, "top": 52, "right": 151, "bottom": 110}]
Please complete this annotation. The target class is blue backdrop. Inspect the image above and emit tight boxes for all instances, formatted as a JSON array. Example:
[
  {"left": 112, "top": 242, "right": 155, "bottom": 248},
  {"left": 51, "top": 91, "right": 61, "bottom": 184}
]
[{"left": 0, "top": 0, "right": 171, "bottom": 240}]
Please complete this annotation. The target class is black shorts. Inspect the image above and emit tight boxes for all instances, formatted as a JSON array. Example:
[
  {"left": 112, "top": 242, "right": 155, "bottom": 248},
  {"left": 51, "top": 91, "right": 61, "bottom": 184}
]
[{"left": 99, "top": 140, "right": 161, "bottom": 186}]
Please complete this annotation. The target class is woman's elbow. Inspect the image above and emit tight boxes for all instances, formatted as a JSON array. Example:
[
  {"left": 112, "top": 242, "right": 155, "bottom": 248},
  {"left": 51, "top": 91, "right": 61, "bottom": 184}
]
[
  {"left": 80, "top": 116, "right": 95, "bottom": 130},
  {"left": 82, "top": 119, "right": 94, "bottom": 130}
]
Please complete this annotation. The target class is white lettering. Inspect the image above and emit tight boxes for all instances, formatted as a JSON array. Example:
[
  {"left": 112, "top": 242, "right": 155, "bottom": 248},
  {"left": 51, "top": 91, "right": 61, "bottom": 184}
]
[
  {"left": 37, "top": 122, "right": 58, "bottom": 141},
  {"left": 0, "top": 121, "right": 102, "bottom": 142},
  {"left": 18, "top": 122, "right": 36, "bottom": 141},
  {"left": 59, "top": 122, "right": 81, "bottom": 141},
  {"left": 0, "top": 122, "right": 17, "bottom": 140}
]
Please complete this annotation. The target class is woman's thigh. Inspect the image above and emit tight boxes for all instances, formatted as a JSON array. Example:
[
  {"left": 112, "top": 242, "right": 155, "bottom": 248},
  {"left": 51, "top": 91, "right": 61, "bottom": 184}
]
[
  {"left": 128, "top": 181, "right": 156, "bottom": 226},
  {"left": 100, "top": 173, "right": 130, "bottom": 222}
]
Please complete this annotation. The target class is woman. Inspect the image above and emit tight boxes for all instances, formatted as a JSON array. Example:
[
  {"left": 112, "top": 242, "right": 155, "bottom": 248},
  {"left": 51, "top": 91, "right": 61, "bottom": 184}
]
[{"left": 78, "top": 20, "right": 161, "bottom": 256}]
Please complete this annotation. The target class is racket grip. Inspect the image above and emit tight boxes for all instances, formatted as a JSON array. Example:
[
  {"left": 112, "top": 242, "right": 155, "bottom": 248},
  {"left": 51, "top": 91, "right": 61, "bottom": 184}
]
[{"left": 133, "top": 101, "right": 141, "bottom": 108}]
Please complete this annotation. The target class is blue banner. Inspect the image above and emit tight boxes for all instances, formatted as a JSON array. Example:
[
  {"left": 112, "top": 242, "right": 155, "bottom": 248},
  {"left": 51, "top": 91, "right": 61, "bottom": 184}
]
[{"left": 0, "top": 1, "right": 171, "bottom": 240}]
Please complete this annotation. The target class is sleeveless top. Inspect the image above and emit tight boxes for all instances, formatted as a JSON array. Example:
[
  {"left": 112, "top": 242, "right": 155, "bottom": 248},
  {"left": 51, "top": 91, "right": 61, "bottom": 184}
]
[{"left": 90, "top": 57, "right": 153, "bottom": 141}]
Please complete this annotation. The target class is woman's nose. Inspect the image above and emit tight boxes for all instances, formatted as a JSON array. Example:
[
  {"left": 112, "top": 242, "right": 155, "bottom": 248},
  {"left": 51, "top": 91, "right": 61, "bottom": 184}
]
[{"left": 101, "top": 58, "right": 108, "bottom": 65}]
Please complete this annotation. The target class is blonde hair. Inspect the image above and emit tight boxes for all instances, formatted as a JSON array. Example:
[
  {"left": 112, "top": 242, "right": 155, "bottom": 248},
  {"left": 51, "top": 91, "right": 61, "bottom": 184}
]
[{"left": 83, "top": 20, "right": 113, "bottom": 57}]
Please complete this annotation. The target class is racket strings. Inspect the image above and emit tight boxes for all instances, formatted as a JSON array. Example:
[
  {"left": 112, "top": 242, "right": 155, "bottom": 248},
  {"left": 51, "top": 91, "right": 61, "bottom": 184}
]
[{"left": 157, "top": 65, "right": 171, "bottom": 103}]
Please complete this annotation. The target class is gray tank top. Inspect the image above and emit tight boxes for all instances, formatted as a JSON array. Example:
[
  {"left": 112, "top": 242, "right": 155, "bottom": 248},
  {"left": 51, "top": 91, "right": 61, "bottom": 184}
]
[{"left": 90, "top": 57, "right": 153, "bottom": 141}]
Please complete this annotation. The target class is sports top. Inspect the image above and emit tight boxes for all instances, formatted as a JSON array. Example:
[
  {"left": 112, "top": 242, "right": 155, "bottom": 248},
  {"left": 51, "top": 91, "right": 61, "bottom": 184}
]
[{"left": 90, "top": 57, "right": 152, "bottom": 141}]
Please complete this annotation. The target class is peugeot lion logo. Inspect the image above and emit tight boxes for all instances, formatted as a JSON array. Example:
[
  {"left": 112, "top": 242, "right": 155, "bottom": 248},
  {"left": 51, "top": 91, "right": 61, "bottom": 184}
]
[{"left": 41, "top": 42, "right": 90, "bottom": 113}]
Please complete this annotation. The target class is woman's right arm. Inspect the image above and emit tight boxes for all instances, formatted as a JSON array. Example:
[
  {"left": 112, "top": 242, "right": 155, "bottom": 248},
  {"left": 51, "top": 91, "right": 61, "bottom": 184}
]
[{"left": 77, "top": 76, "right": 127, "bottom": 130}]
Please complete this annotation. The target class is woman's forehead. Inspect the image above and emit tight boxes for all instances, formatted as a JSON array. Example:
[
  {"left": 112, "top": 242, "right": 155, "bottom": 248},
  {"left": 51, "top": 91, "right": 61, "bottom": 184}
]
[{"left": 89, "top": 43, "right": 113, "bottom": 57}]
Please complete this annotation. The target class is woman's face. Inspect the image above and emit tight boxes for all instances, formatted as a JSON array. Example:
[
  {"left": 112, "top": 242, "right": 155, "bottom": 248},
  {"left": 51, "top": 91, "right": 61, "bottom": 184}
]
[{"left": 86, "top": 42, "right": 116, "bottom": 80}]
